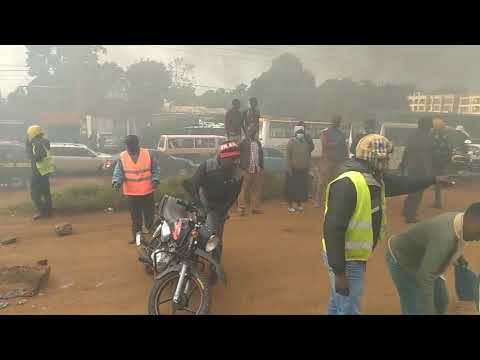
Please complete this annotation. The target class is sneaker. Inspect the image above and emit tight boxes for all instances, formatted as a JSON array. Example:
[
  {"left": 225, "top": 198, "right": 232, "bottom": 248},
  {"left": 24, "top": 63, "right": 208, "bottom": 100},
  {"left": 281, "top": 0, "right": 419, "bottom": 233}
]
[
  {"left": 33, "top": 214, "right": 45, "bottom": 220},
  {"left": 296, "top": 206, "right": 304, "bottom": 212},
  {"left": 288, "top": 207, "right": 296, "bottom": 213}
]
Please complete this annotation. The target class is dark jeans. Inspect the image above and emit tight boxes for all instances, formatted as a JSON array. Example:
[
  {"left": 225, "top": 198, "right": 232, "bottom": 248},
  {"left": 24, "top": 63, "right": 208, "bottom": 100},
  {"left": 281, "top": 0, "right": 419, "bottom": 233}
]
[
  {"left": 385, "top": 245, "right": 449, "bottom": 315},
  {"left": 432, "top": 166, "right": 445, "bottom": 208},
  {"left": 31, "top": 175, "right": 52, "bottom": 217},
  {"left": 128, "top": 193, "right": 155, "bottom": 240},
  {"left": 403, "top": 190, "right": 424, "bottom": 221},
  {"left": 200, "top": 209, "right": 226, "bottom": 264}
]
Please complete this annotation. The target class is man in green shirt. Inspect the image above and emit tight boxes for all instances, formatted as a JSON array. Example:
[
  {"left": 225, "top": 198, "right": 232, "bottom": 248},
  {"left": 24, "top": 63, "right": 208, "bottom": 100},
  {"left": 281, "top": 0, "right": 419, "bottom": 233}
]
[{"left": 385, "top": 202, "right": 480, "bottom": 315}]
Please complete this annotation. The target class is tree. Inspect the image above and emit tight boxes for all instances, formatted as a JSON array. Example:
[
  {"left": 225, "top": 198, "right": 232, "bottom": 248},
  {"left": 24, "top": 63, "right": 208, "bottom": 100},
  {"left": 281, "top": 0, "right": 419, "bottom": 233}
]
[
  {"left": 247, "top": 53, "right": 316, "bottom": 118},
  {"left": 167, "top": 57, "right": 197, "bottom": 105},
  {"left": 126, "top": 59, "right": 172, "bottom": 139}
]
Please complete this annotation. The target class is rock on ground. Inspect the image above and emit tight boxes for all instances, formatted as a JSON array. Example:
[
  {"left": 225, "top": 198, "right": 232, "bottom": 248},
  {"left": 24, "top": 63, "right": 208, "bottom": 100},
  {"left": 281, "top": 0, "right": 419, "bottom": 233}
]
[
  {"left": 0, "top": 235, "right": 17, "bottom": 245},
  {"left": 0, "top": 260, "right": 51, "bottom": 300},
  {"left": 55, "top": 223, "right": 73, "bottom": 236}
]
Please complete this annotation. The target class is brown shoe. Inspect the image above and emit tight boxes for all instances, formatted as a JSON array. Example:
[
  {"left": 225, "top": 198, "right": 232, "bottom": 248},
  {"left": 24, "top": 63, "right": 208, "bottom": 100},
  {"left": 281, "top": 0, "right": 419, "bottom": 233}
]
[{"left": 252, "top": 209, "right": 263, "bottom": 214}]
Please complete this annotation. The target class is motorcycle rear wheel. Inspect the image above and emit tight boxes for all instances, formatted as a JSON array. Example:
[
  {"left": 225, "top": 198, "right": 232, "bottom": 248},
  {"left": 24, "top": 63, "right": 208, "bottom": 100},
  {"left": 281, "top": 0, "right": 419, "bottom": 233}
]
[{"left": 148, "top": 269, "right": 210, "bottom": 315}]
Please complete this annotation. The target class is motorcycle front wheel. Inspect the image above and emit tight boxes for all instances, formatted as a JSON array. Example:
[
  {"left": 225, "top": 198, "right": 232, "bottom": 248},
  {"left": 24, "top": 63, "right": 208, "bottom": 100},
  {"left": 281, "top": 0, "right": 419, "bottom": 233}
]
[{"left": 148, "top": 269, "right": 210, "bottom": 315}]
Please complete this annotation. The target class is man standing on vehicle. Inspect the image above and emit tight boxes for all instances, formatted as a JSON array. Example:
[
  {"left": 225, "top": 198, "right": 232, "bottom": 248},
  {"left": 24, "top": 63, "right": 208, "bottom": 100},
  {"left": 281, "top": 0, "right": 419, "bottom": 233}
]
[
  {"left": 225, "top": 99, "right": 243, "bottom": 143},
  {"left": 430, "top": 117, "right": 451, "bottom": 209},
  {"left": 112, "top": 135, "right": 161, "bottom": 244},
  {"left": 315, "top": 115, "right": 347, "bottom": 208},
  {"left": 238, "top": 124, "right": 264, "bottom": 216},
  {"left": 401, "top": 116, "right": 434, "bottom": 223},
  {"left": 323, "top": 133, "right": 454, "bottom": 315},
  {"left": 243, "top": 97, "right": 261, "bottom": 138},
  {"left": 182, "top": 141, "right": 243, "bottom": 268},
  {"left": 25, "top": 125, "right": 55, "bottom": 220}
]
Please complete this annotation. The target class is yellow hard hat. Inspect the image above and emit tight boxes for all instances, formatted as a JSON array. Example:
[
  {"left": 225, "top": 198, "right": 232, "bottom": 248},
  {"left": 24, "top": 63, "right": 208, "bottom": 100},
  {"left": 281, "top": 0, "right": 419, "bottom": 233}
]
[
  {"left": 433, "top": 117, "right": 445, "bottom": 130},
  {"left": 27, "top": 125, "right": 43, "bottom": 142}
]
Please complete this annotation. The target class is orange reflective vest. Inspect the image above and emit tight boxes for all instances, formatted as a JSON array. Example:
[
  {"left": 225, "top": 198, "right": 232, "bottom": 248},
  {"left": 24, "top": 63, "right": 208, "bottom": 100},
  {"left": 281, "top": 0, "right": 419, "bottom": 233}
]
[{"left": 120, "top": 148, "right": 154, "bottom": 196}]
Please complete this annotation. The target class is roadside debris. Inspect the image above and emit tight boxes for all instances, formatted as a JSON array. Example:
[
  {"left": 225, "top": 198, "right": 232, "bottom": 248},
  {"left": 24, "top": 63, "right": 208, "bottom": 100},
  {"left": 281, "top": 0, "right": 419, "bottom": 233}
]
[
  {"left": 0, "top": 260, "right": 51, "bottom": 300},
  {"left": 17, "top": 299, "right": 27, "bottom": 305},
  {"left": 55, "top": 223, "right": 73, "bottom": 236},
  {"left": 59, "top": 282, "right": 75, "bottom": 289},
  {"left": 0, "top": 235, "right": 17, "bottom": 246},
  {"left": 104, "top": 208, "right": 114, "bottom": 214},
  {"left": 0, "top": 302, "right": 9, "bottom": 310}
]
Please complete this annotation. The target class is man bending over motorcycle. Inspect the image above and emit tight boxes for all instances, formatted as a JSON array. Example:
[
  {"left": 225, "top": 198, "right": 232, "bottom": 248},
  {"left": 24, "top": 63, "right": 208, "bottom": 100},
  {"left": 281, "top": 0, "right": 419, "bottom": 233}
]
[{"left": 183, "top": 141, "right": 243, "bottom": 269}]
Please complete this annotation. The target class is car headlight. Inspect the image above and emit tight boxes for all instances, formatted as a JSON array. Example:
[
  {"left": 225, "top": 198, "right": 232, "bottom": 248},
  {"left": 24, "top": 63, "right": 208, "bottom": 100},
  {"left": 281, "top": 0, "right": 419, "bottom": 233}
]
[{"left": 205, "top": 235, "right": 220, "bottom": 253}]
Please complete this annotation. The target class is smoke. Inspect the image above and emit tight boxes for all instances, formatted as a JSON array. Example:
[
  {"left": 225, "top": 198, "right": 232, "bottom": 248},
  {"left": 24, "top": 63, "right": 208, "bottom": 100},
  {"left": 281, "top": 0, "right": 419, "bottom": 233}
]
[
  {"left": 168, "top": 45, "right": 480, "bottom": 93},
  {"left": 3, "top": 45, "right": 480, "bottom": 97}
]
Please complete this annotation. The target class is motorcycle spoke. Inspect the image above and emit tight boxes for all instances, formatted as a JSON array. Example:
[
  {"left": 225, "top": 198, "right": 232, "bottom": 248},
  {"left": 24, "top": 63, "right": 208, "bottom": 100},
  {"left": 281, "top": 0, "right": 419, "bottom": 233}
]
[{"left": 158, "top": 297, "right": 173, "bottom": 305}]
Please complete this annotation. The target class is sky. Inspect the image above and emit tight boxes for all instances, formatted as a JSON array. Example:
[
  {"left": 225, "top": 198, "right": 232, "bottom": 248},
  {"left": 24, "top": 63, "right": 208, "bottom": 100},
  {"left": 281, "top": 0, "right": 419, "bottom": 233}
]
[{"left": 1, "top": 45, "right": 480, "bottom": 98}]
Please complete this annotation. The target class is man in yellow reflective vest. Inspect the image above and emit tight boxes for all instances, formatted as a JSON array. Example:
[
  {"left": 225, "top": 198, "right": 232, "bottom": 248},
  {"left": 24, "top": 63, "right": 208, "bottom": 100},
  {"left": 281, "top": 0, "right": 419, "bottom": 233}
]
[
  {"left": 112, "top": 135, "right": 161, "bottom": 244},
  {"left": 25, "top": 125, "right": 55, "bottom": 220},
  {"left": 322, "top": 134, "right": 454, "bottom": 315}
]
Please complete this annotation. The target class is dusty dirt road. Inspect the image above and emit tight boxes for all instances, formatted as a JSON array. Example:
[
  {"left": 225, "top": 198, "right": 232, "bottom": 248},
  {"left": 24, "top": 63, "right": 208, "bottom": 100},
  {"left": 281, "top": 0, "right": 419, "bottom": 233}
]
[{"left": 1, "top": 182, "right": 479, "bottom": 315}]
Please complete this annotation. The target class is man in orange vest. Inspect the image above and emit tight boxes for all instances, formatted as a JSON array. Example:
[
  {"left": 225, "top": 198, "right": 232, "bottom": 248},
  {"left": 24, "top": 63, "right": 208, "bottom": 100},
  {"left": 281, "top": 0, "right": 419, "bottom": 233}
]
[{"left": 112, "top": 135, "right": 161, "bottom": 244}]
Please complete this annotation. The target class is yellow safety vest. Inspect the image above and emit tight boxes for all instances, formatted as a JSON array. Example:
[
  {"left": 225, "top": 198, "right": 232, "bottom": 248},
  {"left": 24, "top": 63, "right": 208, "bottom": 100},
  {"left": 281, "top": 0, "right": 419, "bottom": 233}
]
[
  {"left": 322, "top": 171, "right": 386, "bottom": 262},
  {"left": 33, "top": 143, "right": 55, "bottom": 176}
]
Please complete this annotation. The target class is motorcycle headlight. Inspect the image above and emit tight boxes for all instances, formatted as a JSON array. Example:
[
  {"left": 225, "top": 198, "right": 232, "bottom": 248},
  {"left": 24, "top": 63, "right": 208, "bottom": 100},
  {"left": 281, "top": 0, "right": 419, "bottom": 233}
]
[
  {"left": 205, "top": 235, "right": 220, "bottom": 253},
  {"left": 161, "top": 221, "right": 171, "bottom": 242}
]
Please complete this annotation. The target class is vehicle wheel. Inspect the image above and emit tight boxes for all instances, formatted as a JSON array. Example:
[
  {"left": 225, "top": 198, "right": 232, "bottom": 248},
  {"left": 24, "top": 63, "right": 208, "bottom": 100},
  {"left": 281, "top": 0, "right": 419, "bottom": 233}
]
[{"left": 148, "top": 269, "right": 209, "bottom": 315}]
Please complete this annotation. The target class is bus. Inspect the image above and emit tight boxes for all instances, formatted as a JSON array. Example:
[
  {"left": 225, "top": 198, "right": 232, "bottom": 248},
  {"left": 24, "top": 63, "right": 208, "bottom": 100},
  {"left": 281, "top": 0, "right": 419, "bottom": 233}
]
[{"left": 259, "top": 118, "right": 331, "bottom": 158}]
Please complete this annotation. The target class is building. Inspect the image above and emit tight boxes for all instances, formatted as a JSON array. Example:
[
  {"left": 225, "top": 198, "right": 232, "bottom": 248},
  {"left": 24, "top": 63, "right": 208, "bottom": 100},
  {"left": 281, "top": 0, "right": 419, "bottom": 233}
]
[
  {"left": 407, "top": 92, "right": 457, "bottom": 113},
  {"left": 458, "top": 95, "right": 480, "bottom": 115}
]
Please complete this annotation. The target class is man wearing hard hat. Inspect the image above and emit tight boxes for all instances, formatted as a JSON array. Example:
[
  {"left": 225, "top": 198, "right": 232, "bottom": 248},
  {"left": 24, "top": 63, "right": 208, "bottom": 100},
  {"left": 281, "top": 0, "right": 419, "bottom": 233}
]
[{"left": 26, "top": 125, "right": 55, "bottom": 220}]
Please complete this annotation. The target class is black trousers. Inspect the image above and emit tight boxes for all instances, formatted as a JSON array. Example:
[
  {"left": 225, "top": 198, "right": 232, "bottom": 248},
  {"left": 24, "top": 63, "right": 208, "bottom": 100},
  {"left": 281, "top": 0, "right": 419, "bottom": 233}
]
[
  {"left": 200, "top": 208, "right": 227, "bottom": 264},
  {"left": 31, "top": 175, "right": 52, "bottom": 217},
  {"left": 403, "top": 190, "right": 424, "bottom": 221},
  {"left": 128, "top": 193, "right": 155, "bottom": 240}
]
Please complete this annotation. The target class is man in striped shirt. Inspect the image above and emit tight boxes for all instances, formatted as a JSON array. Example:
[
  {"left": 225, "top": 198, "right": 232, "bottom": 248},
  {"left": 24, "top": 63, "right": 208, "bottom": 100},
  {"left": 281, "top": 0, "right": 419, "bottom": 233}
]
[{"left": 238, "top": 124, "right": 265, "bottom": 216}]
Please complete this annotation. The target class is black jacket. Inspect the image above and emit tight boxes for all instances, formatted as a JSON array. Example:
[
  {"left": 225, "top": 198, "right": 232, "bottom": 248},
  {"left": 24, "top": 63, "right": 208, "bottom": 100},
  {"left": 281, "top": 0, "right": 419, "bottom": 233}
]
[
  {"left": 183, "top": 158, "right": 243, "bottom": 214},
  {"left": 323, "top": 159, "right": 436, "bottom": 275},
  {"left": 239, "top": 138, "right": 264, "bottom": 171},
  {"left": 400, "top": 129, "right": 434, "bottom": 176}
]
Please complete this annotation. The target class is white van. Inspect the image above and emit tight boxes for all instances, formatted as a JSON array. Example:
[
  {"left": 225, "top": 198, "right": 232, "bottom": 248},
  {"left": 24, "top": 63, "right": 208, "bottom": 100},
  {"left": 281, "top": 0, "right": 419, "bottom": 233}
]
[
  {"left": 380, "top": 122, "right": 417, "bottom": 171},
  {"left": 157, "top": 135, "right": 226, "bottom": 163},
  {"left": 259, "top": 118, "right": 331, "bottom": 158}
]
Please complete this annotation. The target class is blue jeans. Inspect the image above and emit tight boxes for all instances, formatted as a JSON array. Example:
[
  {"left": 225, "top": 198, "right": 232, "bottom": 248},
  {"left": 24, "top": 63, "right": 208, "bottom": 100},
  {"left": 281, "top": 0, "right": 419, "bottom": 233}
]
[
  {"left": 385, "top": 247, "right": 423, "bottom": 315},
  {"left": 385, "top": 246, "right": 449, "bottom": 315},
  {"left": 323, "top": 252, "right": 366, "bottom": 315}
]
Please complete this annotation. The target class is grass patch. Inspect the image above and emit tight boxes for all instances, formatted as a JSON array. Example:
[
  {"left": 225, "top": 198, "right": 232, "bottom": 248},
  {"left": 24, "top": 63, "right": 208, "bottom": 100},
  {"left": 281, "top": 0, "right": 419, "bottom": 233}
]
[{"left": 3, "top": 173, "right": 286, "bottom": 216}]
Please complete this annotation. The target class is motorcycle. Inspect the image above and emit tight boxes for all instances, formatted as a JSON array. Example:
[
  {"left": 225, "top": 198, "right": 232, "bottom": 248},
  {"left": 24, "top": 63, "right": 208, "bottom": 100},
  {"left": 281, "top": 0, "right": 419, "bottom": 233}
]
[{"left": 136, "top": 194, "right": 227, "bottom": 315}]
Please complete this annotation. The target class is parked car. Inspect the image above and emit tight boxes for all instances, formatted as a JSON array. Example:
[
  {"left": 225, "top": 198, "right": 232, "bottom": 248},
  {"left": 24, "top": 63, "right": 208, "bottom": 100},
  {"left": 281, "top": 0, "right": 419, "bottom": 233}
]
[
  {"left": 50, "top": 143, "right": 113, "bottom": 175},
  {"left": 0, "top": 141, "right": 30, "bottom": 189},
  {"left": 157, "top": 135, "right": 226, "bottom": 164},
  {"left": 263, "top": 147, "right": 286, "bottom": 174},
  {"left": 106, "top": 149, "right": 198, "bottom": 179}
]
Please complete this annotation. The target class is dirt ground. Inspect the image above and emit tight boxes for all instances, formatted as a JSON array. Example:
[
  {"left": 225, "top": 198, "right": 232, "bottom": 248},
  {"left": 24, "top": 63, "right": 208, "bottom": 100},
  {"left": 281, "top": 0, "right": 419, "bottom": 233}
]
[{"left": 1, "top": 181, "right": 479, "bottom": 315}]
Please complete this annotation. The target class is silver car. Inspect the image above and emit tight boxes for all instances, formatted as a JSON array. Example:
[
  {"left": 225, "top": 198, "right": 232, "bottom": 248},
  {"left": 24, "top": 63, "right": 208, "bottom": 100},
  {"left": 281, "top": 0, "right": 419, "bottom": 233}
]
[{"left": 50, "top": 143, "right": 112, "bottom": 174}]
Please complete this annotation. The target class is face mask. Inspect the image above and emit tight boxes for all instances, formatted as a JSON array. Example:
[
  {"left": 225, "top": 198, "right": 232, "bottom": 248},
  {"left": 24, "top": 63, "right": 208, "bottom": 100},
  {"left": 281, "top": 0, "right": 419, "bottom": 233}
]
[{"left": 296, "top": 133, "right": 305, "bottom": 140}]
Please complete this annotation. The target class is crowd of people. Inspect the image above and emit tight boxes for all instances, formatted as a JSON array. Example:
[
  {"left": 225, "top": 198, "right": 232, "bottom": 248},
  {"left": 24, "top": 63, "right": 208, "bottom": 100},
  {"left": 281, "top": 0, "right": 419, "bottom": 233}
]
[{"left": 23, "top": 104, "right": 480, "bottom": 315}]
